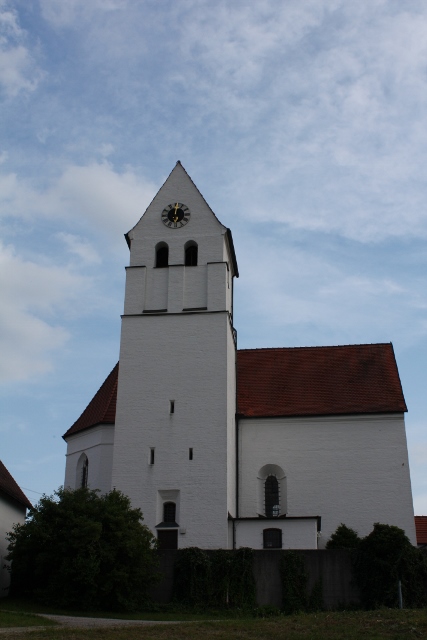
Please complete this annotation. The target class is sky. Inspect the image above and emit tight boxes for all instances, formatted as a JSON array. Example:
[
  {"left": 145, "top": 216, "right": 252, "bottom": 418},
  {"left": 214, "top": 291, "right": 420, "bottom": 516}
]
[{"left": 1, "top": 0, "right": 427, "bottom": 516}]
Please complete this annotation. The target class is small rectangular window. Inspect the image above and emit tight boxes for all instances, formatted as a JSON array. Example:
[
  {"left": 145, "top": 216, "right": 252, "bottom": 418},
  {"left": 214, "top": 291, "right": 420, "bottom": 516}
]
[
  {"left": 150, "top": 448, "right": 155, "bottom": 465},
  {"left": 263, "top": 528, "right": 282, "bottom": 549},
  {"left": 189, "top": 448, "right": 193, "bottom": 460},
  {"left": 170, "top": 400, "right": 175, "bottom": 414}
]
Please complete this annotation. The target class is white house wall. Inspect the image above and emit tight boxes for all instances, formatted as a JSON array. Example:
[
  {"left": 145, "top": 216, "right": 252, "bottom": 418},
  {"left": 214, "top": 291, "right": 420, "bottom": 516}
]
[
  {"left": 239, "top": 413, "right": 416, "bottom": 547},
  {"left": 235, "top": 518, "right": 318, "bottom": 550},
  {"left": 64, "top": 424, "right": 114, "bottom": 494},
  {"left": 0, "top": 495, "right": 26, "bottom": 597}
]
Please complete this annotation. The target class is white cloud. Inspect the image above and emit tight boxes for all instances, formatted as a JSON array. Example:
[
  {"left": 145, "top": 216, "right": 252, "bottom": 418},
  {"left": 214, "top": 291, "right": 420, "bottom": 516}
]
[
  {"left": 0, "top": 242, "right": 89, "bottom": 382},
  {"left": 237, "top": 235, "right": 427, "bottom": 346},
  {"left": 56, "top": 233, "right": 101, "bottom": 265},
  {"left": 0, "top": 1, "right": 44, "bottom": 97},
  {"left": 0, "top": 162, "right": 157, "bottom": 244}
]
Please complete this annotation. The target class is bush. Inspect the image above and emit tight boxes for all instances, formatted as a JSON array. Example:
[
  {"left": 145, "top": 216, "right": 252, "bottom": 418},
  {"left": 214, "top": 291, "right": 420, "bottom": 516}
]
[
  {"left": 6, "top": 487, "right": 158, "bottom": 611},
  {"left": 353, "top": 523, "right": 427, "bottom": 609},
  {"left": 326, "top": 524, "right": 361, "bottom": 549}
]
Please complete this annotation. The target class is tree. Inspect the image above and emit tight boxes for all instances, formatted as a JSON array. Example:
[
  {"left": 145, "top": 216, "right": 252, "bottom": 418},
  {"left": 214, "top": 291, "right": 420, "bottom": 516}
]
[
  {"left": 326, "top": 523, "right": 361, "bottom": 549},
  {"left": 7, "top": 487, "right": 158, "bottom": 611},
  {"left": 353, "top": 523, "right": 427, "bottom": 609}
]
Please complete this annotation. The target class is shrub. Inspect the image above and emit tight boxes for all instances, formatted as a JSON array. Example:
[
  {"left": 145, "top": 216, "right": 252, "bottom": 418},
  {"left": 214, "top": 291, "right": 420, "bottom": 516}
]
[
  {"left": 326, "top": 524, "right": 361, "bottom": 549},
  {"left": 353, "top": 523, "right": 427, "bottom": 609},
  {"left": 6, "top": 487, "right": 158, "bottom": 611}
]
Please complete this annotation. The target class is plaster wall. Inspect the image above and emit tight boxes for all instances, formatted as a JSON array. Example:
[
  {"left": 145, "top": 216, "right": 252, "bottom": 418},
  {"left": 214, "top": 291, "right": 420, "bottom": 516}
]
[
  {"left": 239, "top": 414, "right": 416, "bottom": 547},
  {"left": 234, "top": 518, "right": 318, "bottom": 549},
  {"left": 112, "top": 312, "right": 236, "bottom": 549},
  {"left": 184, "top": 266, "right": 207, "bottom": 309},
  {"left": 0, "top": 495, "right": 26, "bottom": 597},
  {"left": 64, "top": 424, "right": 114, "bottom": 494}
]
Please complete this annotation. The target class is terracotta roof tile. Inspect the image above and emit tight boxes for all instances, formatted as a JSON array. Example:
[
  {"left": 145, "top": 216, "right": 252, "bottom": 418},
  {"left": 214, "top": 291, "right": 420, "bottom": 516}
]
[
  {"left": 0, "top": 460, "right": 32, "bottom": 509},
  {"left": 64, "top": 344, "right": 406, "bottom": 437},
  {"left": 415, "top": 516, "right": 427, "bottom": 545},
  {"left": 63, "top": 363, "right": 118, "bottom": 439},
  {"left": 237, "top": 343, "right": 406, "bottom": 418}
]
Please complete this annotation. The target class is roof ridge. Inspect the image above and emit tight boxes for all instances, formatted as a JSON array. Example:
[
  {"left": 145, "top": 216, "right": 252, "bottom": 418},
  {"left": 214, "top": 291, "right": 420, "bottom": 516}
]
[{"left": 238, "top": 343, "right": 392, "bottom": 353}]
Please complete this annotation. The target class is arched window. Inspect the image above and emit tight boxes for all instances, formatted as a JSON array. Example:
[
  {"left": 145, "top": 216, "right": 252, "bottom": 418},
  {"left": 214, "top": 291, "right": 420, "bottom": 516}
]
[
  {"left": 185, "top": 242, "right": 198, "bottom": 266},
  {"left": 265, "top": 475, "right": 279, "bottom": 517},
  {"left": 263, "top": 528, "right": 282, "bottom": 549},
  {"left": 76, "top": 453, "right": 89, "bottom": 489},
  {"left": 156, "top": 243, "right": 169, "bottom": 268},
  {"left": 163, "top": 502, "right": 176, "bottom": 523}
]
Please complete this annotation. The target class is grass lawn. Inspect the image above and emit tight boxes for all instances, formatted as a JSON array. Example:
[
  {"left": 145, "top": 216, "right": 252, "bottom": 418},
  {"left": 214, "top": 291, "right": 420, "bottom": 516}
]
[
  {"left": 0, "top": 608, "right": 426, "bottom": 639},
  {"left": 0, "top": 599, "right": 239, "bottom": 621},
  {"left": 0, "top": 610, "right": 57, "bottom": 628}
]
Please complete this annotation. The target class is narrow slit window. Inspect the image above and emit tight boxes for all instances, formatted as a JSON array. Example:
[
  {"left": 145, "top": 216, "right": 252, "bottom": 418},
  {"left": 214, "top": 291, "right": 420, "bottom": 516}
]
[
  {"left": 81, "top": 457, "right": 88, "bottom": 488},
  {"left": 150, "top": 448, "right": 155, "bottom": 465},
  {"left": 189, "top": 448, "right": 193, "bottom": 460},
  {"left": 170, "top": 400, "right": 175, "bottom": 414}
]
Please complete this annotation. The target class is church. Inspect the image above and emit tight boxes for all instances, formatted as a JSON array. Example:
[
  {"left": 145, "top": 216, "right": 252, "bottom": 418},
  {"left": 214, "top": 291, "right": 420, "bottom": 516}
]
[{"left": 63, "top": 162, "right": 416, "bottom": 550}]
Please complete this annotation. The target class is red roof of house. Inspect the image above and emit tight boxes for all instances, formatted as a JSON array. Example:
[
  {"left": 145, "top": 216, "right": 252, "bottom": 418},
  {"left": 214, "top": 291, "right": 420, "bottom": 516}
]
[
  {"left": 0, "top": 460, "right": 32, "bottom": 509},
  {"left": 237, "top": 343, "right": 406, "bottom": 418},
  {"left": 63, "top": 343, "right": 406, "bottom": 438},
  {"left": 415, "top": 516, "right": 427, "bottom": 545},
  {"left": 63, "top": 363, "right": 118, "bottom": 438}
]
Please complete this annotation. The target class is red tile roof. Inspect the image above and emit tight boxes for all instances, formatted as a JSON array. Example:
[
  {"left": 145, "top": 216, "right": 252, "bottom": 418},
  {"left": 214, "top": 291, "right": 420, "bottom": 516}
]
[
  {"left": 237, "top": 343, "right": 406, "bottom": 418},
  {"left": 63, "top": 343, "right": 406, "bottom": 438},
  {"left": 63, "top": 363, "right": 118, "bottom": 438},
  {"left": 415, "top": 516, "right": 427, "bottom": 545},
  {"left": 0, "top": 460, "right": 32, "bottom": 509}
]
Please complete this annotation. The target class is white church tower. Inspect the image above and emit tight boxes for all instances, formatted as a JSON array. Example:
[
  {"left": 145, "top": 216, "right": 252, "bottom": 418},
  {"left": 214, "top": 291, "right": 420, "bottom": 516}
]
[{"left": 111, "top": 162, "right": 239, "bottom": 549}]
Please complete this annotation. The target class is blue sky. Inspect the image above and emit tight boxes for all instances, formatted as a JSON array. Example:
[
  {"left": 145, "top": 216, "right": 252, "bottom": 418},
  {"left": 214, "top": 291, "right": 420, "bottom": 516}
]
[{"left": 1, "top": 0, "right": 427, "bottom": 516}]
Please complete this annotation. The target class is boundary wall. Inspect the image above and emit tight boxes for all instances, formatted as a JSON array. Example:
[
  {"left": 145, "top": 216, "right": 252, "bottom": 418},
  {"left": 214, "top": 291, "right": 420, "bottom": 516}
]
[{"left": 150, "top": 549, "right": 360, "bottom": 609}]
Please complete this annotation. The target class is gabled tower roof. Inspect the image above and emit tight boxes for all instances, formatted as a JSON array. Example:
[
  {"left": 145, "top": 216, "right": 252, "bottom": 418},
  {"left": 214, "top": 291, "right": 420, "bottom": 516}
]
[{"left": 124, "top": 161, "right": 239, "bottom": 276}]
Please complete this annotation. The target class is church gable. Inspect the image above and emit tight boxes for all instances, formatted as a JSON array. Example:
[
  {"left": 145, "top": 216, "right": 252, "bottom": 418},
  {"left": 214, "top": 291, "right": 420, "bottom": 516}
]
[{"left": 126, "top": 162, "right": 237, "bottom": 275}]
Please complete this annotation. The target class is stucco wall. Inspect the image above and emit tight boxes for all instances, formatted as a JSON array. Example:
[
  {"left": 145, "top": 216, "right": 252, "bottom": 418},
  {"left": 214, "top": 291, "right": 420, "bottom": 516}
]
[
  {"left": 239, "top": 413, "right": 416, "bottom": 547},
  {"left": 234, "top": 517, "right": 318, "bottom": 549},
  {"left": 64, "top": 424, "right": 114, "bottom": 494},
  {"left": 112, "top": 312, "right": 236, "bottom": 549},
  {"left": 0, "top": 494, "right": 26, "bottom": 597}
]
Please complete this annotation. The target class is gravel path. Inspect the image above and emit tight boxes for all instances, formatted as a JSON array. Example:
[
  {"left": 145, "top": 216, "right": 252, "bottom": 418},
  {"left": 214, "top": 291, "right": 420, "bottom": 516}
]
[{"left": 0, "top": 614, "right": 186, "bottom": 633}]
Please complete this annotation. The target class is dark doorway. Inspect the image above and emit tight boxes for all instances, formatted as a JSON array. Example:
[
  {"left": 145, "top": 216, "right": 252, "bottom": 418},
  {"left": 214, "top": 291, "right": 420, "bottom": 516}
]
[{"left": 157, "top": 529, "right": 178, "bottom": 549}]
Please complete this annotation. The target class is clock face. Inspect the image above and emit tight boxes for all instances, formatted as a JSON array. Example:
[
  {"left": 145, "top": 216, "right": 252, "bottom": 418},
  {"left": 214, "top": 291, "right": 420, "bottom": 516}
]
[{"left": 161, "top": 202, "right": 191, "bottom": 228}]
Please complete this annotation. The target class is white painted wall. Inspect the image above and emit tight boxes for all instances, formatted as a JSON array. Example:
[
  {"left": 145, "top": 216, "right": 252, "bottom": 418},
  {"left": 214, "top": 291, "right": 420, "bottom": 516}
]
[
  {"left": 239, "top": 413, "right": 416, "bottom": 547},
  {"left": 64, "top": 424, "right": 114, "bottom": 494},
  {"left": 112, "top": 312, "right": 235, "bottom": 548},
  {"left": 0, "top": 495, "right": 26, "bottom": 597},
  {"left": 235, "top": 518, "right": 318, "bottom": 549}
]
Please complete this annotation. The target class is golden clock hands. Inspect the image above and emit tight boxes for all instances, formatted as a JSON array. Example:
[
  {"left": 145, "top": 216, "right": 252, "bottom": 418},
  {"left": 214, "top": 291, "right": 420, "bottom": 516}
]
[{"left": 172, "top": 202, "right": 180, "bottom": 223}]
